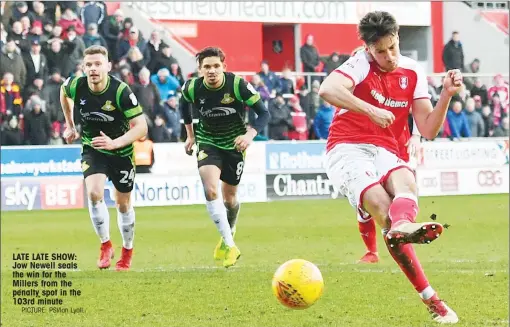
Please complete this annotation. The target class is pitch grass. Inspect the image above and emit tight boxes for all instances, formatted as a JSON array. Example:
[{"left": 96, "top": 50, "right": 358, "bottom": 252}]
[{"left": 1, "top": 195, "right": 508, "bottom": 327}]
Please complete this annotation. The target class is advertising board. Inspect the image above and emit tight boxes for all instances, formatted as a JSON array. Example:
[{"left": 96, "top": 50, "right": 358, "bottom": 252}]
[
  {"left": 266, "top": 173, "right": 343, "bottom": 201},
  {"left": 1, "top": 145, "right": 82, "bottom": 178}
]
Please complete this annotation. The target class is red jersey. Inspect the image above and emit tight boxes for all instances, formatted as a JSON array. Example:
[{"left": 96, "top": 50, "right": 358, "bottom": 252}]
[
  {"left": 326, "top": 51, "right": 430, "bottom": 155},
  {"left": 398, "top": 122, "right": 412, "bottom": 162}
]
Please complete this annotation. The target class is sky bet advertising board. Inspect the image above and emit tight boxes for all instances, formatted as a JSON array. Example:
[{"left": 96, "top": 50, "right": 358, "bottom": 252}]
[{"left": 1, "top": 145, "right": 82, "bottom": 178}]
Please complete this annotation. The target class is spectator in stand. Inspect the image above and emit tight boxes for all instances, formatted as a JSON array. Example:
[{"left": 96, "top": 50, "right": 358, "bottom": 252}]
[
  {"left": 442, "top": 31, "right": 464, "bottom": 72},
  {"left": 132, "top": 67, "right": 162, "bottom": 124},
  {"left": 250, "top": 74, "right": 271, "bottom": 102},
  {"left": 102, "top": 9, "right": 124, "bottom": 61},
  {"left": 463, "top": 58, "right": 480, "bottom": 90},
  {"left": 427, "top": 76, "right": 440, "bottom": 106},
  {"left": 492, "top": 116, "right": 509, "bottom": 137},
  {"left": 0, "top": 72, "right": 23, "bottom": 119},
  {"left": 1, "top": 115, "right": 23, "bottom": 145},
  {"left": 50, "top": 24, "right": 63, "bottom": 40},
  {"left": 257, "top": 60, "right": 280, "bottom": 96},
  {"left": 23, "top": 39, "right": 47, "bottom": 88},
  {"left": 287, "top": 95, "right": 309, "bottom": 140},
  {"left": 490, "top": 93, "right": 507, "bottom": 128},
  {"left": 41, "top": 68, "right": 64, "bottom": 124},
  {"left": 66, "top": 25, "right": 86, "bottom": 70},
  {"left": 23, "top": 95, "right": 52, "bottom": 145},
  {"left": 19, "top": 16, "right": 31, "bottom": 36},
  {"left": 160, "top": 92, "right": 181, "bottom": 142},
  {"left": 116, "top": 64, "right": 135, "bottom": 85},
  {"left": 58, "top": 7, "right": 85, "bottom": 39},
  {"left": 117, "top": 26, "right": 151, "bottom": 67},
  {"left": 150, "top": 68, "right": 180, "bottom": 101},
  {"left": 80, "top": 1, "right": 105, "bottom": 30},
  {"left": 82, "top": 22, "right": 107, "bottom": 48},
  {"left": 268, "top": 93, "right": 292, "bottom": 140},
  {"left": 321, "top": 52, "right": 343, "bottom": 75},
  {"left": 48, "top": 122, "right": 64, "bottom": 145},
  {"left": 1, "top": 23, "right": 6, "bottom": 48},
  {"left": 300, "top": 34, "right": 320, "bottom": 82},
  {"left": 150, "top": 44, "right": 178, "bottom": 74},
  {"left": 472, "top": 95, "right": 484, "bottom": 114},
  {"left": 447, "top": 100, "right": 471, "bottom": 139},
  {"left": 470, "top": 78, "right": 489, "bottom": 106},
  {"left": 150, "top": 115, "right": 172, "bottom": 143},
  {"left": 125, "top": 46, "right": 145, "bottom": 78},
  {"left": 27, "top": 20, "right": 48, "bottom": 45},
  {"left": 169, "top": 63, "right": 185, "bottom": 87},
  {"left": 10, "top": 1, "right": 34, "bottom": 26},
  {"left": 23, "top": 74, "right": 45, "bottom": 101},
  {"left": 279, "top": 67, "right": 295, "bottom": 95},
  {"left": 481, "top": 105, "right": 495, "bottom": 137},
  {"left": 9, "top": 21, "right": 30, "bottom": 53},
  {"left": 32, "top": 2, "right": 53, "bottom": 26},
  {"left": 147, "top": 30, "right": 168, "bottom": 73},
  {"left": 464, "top": 97, "right": 485, "bottom": 137},
  {"left": 488, "top": 74, "right": 509, "bottom": 109},
  {"left": 313, "top": 100, "right": 335, "bottom": 140},
  {"left": 43, "top": 38, "right": 76, "bottom": 78},
  {"left": 0, "top": 37, "right": 27, "bottom": 87},
  {"left": 1, "top": 2, "right": 12, "bottom": 28}
]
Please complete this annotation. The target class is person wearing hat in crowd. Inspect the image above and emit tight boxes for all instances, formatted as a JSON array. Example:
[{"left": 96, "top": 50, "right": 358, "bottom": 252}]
[
  {"left": 83, "top": 23, "right": 107, "bottom": 48},
  {"left": 160, "top": 91, "right": 181, "bottom": 142},
  {"left": 23, "top": 38, "right": 47, "bottom": 88}
]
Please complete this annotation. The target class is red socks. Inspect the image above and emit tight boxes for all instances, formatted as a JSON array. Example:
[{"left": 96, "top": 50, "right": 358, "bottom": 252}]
[
  {"left": 385, "top": 240, "right": 430, "bottom": 293},
  {"left": 389, "top": 194, "right": 419, "bottom": 226},
  {"left": 358, "top": 219, "right": 377, "bottom": 253}
]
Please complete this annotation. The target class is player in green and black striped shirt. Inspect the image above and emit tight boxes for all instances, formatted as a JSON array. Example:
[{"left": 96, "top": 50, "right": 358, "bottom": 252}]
[
  {"left": 60, "top": 45, "right": 148, "bottom": 272},
  {"left": 180, "top": 47, "right": 270, "bottom": 268}
]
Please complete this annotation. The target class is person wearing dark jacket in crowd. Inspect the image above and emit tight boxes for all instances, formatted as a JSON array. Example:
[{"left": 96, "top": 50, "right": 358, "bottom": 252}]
[
  {"left": 442, "top": 31, "right": 464, "bottom": 72},
  {"left": 268, "top": 93, "right": 293, "bottom": 140},
  {"left": 149, "top": 43, "right": 178, "bottom": 74},
  {"left": 1, "top": 115, "right": 23, "bottom": 145},
  {"left": 150, "top": 115, "right": 172, "bottom": 142},
  {"left": 42, "top": 38, "right": 76, "bottom": 78},
  {"left": 160, "top": 92, "right": 181, "bottom": 141},
  {"left": 80, "top": 1, "right": 106, "bottom": 30},
  {"left": 23, "top": 95, "right": 52, "bottom": 145},
  {"left": 300, "top": 34, "right": 320, "bottom": 74},
  {"left": 102, "top": 9, "right": 124, "bottom": 61}
]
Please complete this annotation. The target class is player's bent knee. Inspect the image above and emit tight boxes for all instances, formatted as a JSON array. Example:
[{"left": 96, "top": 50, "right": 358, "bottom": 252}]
[
  {"left": 88, "top": 189, "right": 104, "bottom": 203},
  {"left": 203, "top": 185, "right": 218, "bottom": 201}
]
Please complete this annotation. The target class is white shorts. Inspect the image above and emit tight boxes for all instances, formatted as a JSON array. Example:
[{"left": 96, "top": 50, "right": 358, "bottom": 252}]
[{"left": 325, "top": 143, "right": 411, "bottom": 217}]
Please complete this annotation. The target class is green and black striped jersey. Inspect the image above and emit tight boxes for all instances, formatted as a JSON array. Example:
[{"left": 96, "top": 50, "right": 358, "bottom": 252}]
[
  {"left": 181, "top": 72, "right": 261, "bottom": 150},
  {"left": 62, "top": 74, "right": 143, "bottom": 157}
]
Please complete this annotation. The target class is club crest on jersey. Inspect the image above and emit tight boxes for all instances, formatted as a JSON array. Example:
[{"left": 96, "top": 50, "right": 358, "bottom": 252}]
[
  {"left": 399, "top": 76, "right": 408, "bottom": 90},
  {"left": 101, "top": 100, "right": 116, "bottom": 112},
  {"left": 221, "top": 93, "right": 235, "bottom": 104}
]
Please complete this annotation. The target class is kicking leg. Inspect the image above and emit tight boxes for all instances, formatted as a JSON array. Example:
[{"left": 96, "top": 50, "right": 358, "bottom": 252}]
[
  {"left": 85, "top": 174, "right": 114, "bottom": 269},
  {"left": 114, "top": 190, "right": 135, "bottom": 271},
  {"left": 383, "top": 168, "right": 458, "bottom": 323}
]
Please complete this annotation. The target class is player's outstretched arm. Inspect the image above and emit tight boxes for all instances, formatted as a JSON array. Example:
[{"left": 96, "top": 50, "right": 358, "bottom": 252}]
[{"left": 412, "top": 69, "right": 463, "bottom": 140}]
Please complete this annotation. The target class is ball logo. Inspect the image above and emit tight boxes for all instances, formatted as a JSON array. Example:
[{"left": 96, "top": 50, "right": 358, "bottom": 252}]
[{"left": 477, "top": 170, "right": 502, "bottom": 187}]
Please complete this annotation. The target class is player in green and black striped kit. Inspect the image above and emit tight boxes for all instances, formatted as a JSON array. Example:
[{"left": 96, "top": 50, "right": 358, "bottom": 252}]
[
  {"left": 60, "top": 45, "right": 148, "bottom": 271},
  {"left": 180, "top": 47, "right": 270, "bottom": 268}
]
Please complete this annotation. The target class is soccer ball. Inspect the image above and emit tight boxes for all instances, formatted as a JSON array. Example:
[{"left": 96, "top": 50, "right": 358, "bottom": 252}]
[{"left": 272, "top": 259, "right": 324, "bottom": 309}]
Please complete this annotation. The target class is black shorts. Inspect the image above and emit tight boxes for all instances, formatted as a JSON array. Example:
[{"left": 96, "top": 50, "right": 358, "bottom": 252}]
[
  {"left": 81, "top": 146, "right": 135, "bottom": 193},
  {"left": 196, "top": 143, "right": 245, "bottom": 186}
]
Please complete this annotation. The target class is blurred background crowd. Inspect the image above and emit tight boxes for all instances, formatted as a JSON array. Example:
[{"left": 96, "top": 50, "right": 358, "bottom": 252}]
[{"left": 1, "top": 1, "right": 508, "bottom": 148}]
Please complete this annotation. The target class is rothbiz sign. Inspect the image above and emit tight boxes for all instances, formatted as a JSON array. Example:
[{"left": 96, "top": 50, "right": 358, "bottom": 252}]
[{"left": 266, "top": 173, "right": 343, "bottom": 200}]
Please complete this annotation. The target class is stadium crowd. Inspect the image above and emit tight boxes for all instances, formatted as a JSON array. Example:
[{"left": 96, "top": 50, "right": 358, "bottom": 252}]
[{"left": 1, "top": 1, "right": 508, "bottom": 147}]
